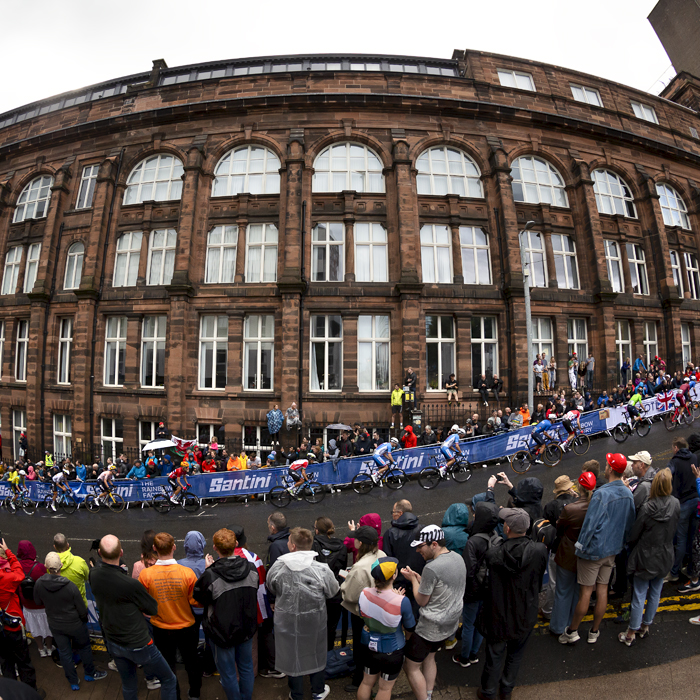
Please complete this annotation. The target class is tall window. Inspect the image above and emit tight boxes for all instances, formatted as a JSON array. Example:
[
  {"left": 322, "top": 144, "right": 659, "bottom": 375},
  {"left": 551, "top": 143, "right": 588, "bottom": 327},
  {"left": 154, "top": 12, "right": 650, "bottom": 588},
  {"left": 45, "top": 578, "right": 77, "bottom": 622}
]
[
  {"left": 310, "top": 315, "right": 342, "bottom": 391},
  {"left": 212, "top": 145, "right": 281, "bottom": 197},
  {"left": 113, "top": 232, "right": 142, "bottom": 287},
  {"left": 657, "top": 183, "right": 691, "bottom": 229},
  {"left": 684, "top": 253, "right": 700, "bottom": 300},
  {"left": 104, "top": 317, "right": 127, "bottom": 386},
  {"left": 615, "top": 320, "right": 632, "bottom": 381},
  {"left": 420, "top": 224, "right": 452, "bottom": 283},
  {"left": 13, "top": 410, "right": 26, "bottom": 461},
  {"left": 604, "top": 240, "right": 624, "bottom": 293},
  {"left": 53, "top": 414, "right": 72, "bottom": 459},
  {"left": 532, "top": 318, "right": 553, "bottom": 358},
  {"left": 140, "top": 421, "right": 158, "bottom": 451},
  {"left": 205, "top": 226, "right": 237, "bottom": 284},
  {"left": 626, "top": 243, "right": 649, "bottom": 295},
  {"left": 682, "top": 323, "right": 692, "bottom": 367},
  {"left": 551, "top": 234, "right": 579, "bottom": 289},
  {"left": 497, "top": 69, "right": 535, "bottom": 91},
  {"left": 643, "top": 322, "right": 658, "bottom": 364},
  {"left": 426, "top": 316, "right": 455, "bottom": 391},
  {"left": 0, "top": 320, "right": 4, "bottom": 375},
  {"left": 244, "top": 315, "right": 274, "bottom": 391},
  {"left": 146, "top": 229, "right": 176, "bottom": 286},
  {"left": 15, "top": 319, "right": 28, "bottom": 382},
  {"left": 245, "top": 224, "right": 278, "bottom": 283},
  {"left": 570, "top": 84, "right": 602, "bottom": 106},
  {"left": 199, "top": 316, "right": 228, "bottom": 390},
  {"left": 312, "top": 142, "right": 384, "bottom": 193},
  {"left": 471, "top": 317, "right": 497, "bottom": 388},
  {"left": 631, "top": 101, "right": 658, "bottom": 124},
  {"left": 1, "top": 247, "right": 22, "bottom": 295},
  {"left": 358, "top": 315, "right": 390, "bottom": 392},
  {"left": 13, "top": 175, "right": 53, "bottom": 223},
  {"left": 355, "top": 223, "right": 387, "bottom": 282},
  {"left": 511, "top": 156, "right": 568, "bottom": 207},
  {"left": 519, "top": 230, "right": 547, "bottom": 287},
  {"left": 567, "top": 318, "right": 588, "bottom": 358},
  {"left": 592, "top": 170, "right": 636, "bottom": 218},
  {"left": 199, "top": 424, "right": 224, "bottom": 447},
  {"left": 312, "top": 223, "right": 344, "bottom": 282},
  {"left": 76, "top": 164, "right": 99, "bottom": 209},
  {"left": 416, "top": 147, "right": 483, "bottom": 197},
  {"left": 58, "top": 318, "right": 73, "bottom": 385},
  {"left": 460, "top": 227, "right": 491, "bottom": 285},
  {"left": 23, "top": 243, "right": 41, "bottom": 293},
  {"left": 141, "top": 316, "right": 166, "bottom": 388},
  {"left": 670, "top": 250, "right": 684, "bottom": 295},
  {"left": 64, "top": 242, "right": 84, "bottom": 290},
  {"left": 101, "top": 418, "right": 124, "bottom": 461},
  {"left": 124, "top": 154, "right": 184, "bottom": 204}
]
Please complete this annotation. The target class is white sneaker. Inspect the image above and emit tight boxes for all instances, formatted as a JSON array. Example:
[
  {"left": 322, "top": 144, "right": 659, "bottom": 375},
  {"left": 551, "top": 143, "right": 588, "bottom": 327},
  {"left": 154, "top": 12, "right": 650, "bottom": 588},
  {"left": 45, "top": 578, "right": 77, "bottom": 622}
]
[
  {"left": 312, "top": 685, "right": 331, "bottom": 700},
  {"left": 38, "top": 646, "right": 48, "bottom": 658},
  {"left": 558, "top": 627, "right": 580, "bottom": 644},
  {"left": 689, "top": 615, "right": 700, "bottom": 625},
  {"left": 108, "top": 660, "right": 118, "bottom": 672},
  {"left": 588, "top": 629, "right": 600, "bottom": 644},
  {"left": 146, "top": 678, "right": 162, "bottom": 690}
]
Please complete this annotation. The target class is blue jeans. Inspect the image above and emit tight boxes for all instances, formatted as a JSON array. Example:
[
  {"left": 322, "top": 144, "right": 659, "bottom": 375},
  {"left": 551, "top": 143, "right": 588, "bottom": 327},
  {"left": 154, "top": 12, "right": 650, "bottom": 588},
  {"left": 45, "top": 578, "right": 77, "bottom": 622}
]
[
  {"left": 630, "top": 575, "right": 664, "bottom": 631},
  {"left": 212, "top": 638, "right": 254, "bottom": 700},
  {"left": 458, "top": 601, "right": 483, "bottom": 661},
  {"left": 53, "top": 625, "right": 95, "bottom": 686},
  {"left": 288, "top": 670, "right": 325, "bottom": 700},
  {"left": 672, "top": 497, "right": 698, "bottom": 576},
  {"left": 550, "top": 565, "right": 579, "bottom": 635},
  {"left": 106, "top": 639, "right": 177, "bottom": 700}
]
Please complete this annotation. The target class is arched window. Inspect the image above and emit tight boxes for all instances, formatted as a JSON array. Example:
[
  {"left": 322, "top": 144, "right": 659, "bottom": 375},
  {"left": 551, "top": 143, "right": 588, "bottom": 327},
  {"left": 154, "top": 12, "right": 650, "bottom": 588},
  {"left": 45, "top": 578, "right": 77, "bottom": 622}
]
[
  {"left": 13, "top": 175, "right": 53, "bottom": 223},
  {"left": 416, "top": 146, "right": 483, "bottom": 197},
  {"left": 592, "top": 170, "right": 636, "bottom": 218},
  {"left": 64, "top": 242, "right": 85, "bottom": 290},
  {"left": 212, "top": 145, "right": 280, "bottom": 197},
  {"left": 510, "top": 156, "right": 568, "bottom": 207},
  {"left": 312, "top": 142, "right": 384, "bottom": 193},
  {"left": 123, "top": 154, "right": 183, "bottom": 205},
  {"left": 657, "top": 182, "right": 691, "bottom": 229}
]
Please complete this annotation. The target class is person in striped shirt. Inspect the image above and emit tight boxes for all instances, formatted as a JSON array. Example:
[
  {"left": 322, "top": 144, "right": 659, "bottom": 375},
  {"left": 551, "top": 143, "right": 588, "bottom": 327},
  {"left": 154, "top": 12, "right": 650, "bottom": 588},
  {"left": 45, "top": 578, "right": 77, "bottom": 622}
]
[{"left": 357, "top": 557, "right": 416, "bottom": 700}]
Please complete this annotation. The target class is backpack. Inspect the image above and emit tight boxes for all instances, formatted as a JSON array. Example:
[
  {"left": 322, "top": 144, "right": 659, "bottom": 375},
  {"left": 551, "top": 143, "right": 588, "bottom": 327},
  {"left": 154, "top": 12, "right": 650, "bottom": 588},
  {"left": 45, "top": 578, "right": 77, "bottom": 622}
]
[
  {"left": 20, "top": 563, "right": 40, "bottom": 601},
  {"left": 531, "top": 518, "right": 556, "bottom": 550},
  {"left": 469, "top": 532, "right": 502, "bottom": 595},
  {"left": 325, "top": 646, "right": 355, "bottom": 679}
]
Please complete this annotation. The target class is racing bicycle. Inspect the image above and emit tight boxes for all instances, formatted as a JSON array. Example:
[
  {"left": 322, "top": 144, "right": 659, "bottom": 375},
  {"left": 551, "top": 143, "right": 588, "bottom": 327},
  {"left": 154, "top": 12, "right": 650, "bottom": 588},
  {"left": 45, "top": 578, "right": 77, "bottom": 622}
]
[
  {"left": 43, "top": 489, "right": 78, "bottom": 514},
  {"left": 511, "top": 431, "right": 563, "bottom": 475},
  {"left": 417, "top": 453, "right": 472, "bottom": 490},
  {"left": 664, "top": 402, "right": 695, "bottom": 431},
  {"left": 152, "top": 483, "right": 201, "bottom": 513},
  {"left": 562, "top": 426, "right": 591, "bottom": 456},
  {"left": 351, "top": 462, "right": 407, "bottom": 494},
  {"left": 268, "top": 472, "right": 325, "bottom": 507},
  {"left": 611, "top": 407, "right": 652, "bottom": 442},
  {"left": 85, "top": 488, "right": 126, "bottom": 513},
  {"left": 3, "top": 490, "right": 36, "bottom": 515}
]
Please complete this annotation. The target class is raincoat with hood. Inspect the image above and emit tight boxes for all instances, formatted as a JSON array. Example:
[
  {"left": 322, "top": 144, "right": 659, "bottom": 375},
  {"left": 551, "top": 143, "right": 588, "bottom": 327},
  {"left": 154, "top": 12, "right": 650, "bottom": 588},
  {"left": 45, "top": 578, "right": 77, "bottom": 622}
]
[
  {"left": 57, "top": 548, "right": 89, "bottom": 604},
  {"left": 442, "top": 503, "right": 470, "bottom": 554},
  {"left": 462, "top": 502, "right": 501, "bottom": 603},
  {"left": 401, "top": 426, "right": 417, "bottom": 449},
  {"left": 326, "top": 439, "right": 340, "bottom": 470},
  {"left": 17, "top": 541, "right": 46, "bottom": 610},
  {"left": 177, "top": 531, "right": 207, "bottom": 578},
  {"left": 26, "top": 465, "right": 36, "bottom": 481},
  {"left": 266, "top": 550, "right": 339, "bottom": 676},
  {"left": 382, "top": 511, "right": 425, "bottom": 589},
  {"left": 266, "top": 408, "right": 284, "bottom": 436},
  {"left": 33, "top": 574, "right": 87, "bottom": 634},
  {"left": 627, "top": 494, "right": 680, "bottom": 579},
  {"left": 507, "top": 477, "right": 544, "bottom": 532},
  {"left": 344, "top": 513, "right": 383, "bottom": 562}
]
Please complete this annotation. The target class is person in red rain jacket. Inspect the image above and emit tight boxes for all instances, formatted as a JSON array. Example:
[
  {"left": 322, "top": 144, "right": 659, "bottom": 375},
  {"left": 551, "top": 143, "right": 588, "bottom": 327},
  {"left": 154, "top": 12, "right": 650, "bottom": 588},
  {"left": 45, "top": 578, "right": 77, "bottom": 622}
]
[{"left": 401, "top": 425, "right": 417, "bottom": 449}]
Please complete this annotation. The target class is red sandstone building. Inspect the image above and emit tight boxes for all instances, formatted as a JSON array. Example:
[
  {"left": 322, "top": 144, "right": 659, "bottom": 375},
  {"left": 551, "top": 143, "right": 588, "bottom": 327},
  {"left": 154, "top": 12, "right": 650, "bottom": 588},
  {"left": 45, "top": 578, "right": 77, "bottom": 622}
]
[{"left": 0, "top": 50, "right": 699, "bottom": 461}]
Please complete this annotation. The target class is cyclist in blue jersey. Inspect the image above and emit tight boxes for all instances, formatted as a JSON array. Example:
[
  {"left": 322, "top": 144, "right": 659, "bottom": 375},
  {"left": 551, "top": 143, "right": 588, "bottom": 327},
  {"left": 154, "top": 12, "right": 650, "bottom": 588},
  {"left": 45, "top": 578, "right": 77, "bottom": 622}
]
[
  {"left": 440, "top": 424, "right": 466, "bottom": 471},
  {"left": 372, "top": 437, "right": 399, "bottom": 482},
  {"left": 530, "top": 419, "right": 553, "bottom": 464}
]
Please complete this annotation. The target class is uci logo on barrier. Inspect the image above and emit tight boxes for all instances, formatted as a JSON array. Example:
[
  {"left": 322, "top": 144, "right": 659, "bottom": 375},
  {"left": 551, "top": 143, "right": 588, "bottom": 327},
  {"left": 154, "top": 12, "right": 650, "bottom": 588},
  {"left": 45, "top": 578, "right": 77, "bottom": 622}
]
[{"left": 209, "top": 474, "right": 272, "bottom": 493}]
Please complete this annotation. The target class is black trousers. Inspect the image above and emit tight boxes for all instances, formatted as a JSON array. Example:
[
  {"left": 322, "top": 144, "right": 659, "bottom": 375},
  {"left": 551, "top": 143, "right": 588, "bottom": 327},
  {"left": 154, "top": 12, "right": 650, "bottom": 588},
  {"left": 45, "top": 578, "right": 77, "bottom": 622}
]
[
  {"left": 258, "top": 616, "right": 276, "bottom": 671},
  {"left": 152, "top": 623, "right": 202, "bottom": 700},
  {"left": 480, "top": 632, "right": 531, "bottom": 698},
  {"left": 351, "top": 613, "right": 367, "bottom": 688},
  {"left": 612, "top": 548, "right": 629, "bottom": 598},
  {"left": 327, "top": 599, "right": 343, "bottom": 651},
  {"left": 0, "top": 629, "right": 37, "bottom": 689}
]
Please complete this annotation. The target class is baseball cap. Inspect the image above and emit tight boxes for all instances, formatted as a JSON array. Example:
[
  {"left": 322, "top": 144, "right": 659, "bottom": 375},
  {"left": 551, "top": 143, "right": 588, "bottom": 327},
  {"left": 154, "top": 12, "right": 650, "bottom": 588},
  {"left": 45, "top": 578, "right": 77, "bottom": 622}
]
[
  {"left": 45, "top": 552, "right": 62, "bottom": 572},
  {"left": 371, "top": 557, "right": 399, "bottom": 582},
  {"left": 354, "top": 526, "right": 379, "bottom": 545},
  {"left": 627, "top": 451, "right": 652, "bottom": 466},
  {"left": 410, "top": 524, "right": 445, "bottom": 548},
  {"left": 498, "top": 507, "right": 530, "bottom": 534},
  {"left": 578, "top": 471, "right": 597, "bottom": 491},
  {"left": 606, "top": 453, "right": 627, "bottom": 474},
  {"left": 553, "top": 475, "right": 575, "bottom": 495}
]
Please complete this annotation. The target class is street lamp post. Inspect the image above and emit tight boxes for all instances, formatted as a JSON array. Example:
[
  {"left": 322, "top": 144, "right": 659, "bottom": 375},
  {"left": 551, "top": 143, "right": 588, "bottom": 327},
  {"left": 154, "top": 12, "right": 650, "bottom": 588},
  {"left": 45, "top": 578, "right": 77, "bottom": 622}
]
[{"left": 519, "top": 221, "right": 537, "bottom": 415}]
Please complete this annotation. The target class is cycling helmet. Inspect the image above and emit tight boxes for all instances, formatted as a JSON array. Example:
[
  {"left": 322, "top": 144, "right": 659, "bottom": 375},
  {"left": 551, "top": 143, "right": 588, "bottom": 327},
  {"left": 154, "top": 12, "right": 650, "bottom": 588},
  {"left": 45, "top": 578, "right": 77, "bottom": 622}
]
[
  {"left": 180, "top": 461, "right": 189, "bottom": 468},
  {"left": 18, "top": 470, "right": 26, "bottom": 476},
  {"left": 457, "top": 428, "right": 466, "bottom": 437},
  {"left": 451, "top": 424, "right": 460, "bottom": 432},
  {"left": 109, "top": 464, "right": 117, "bottom": 471},
  {"left": 62, "top": 467, "right": 70, "bottom": 474},
  {"left": 390, "top": 437, "right": 399, "bottom": 445}
]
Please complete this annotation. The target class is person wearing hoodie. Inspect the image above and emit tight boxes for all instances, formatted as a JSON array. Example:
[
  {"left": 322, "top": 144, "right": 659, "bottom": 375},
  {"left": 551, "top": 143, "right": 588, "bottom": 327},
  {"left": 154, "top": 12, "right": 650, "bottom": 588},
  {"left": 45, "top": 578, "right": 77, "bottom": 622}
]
[
  {"left": 267, "top": 512, "right": 291, "bottom": 568},
  {"left": 53, "top": 534, "right": 89, "bottom": 604},
  {"left": 401, "top": 426, "right": 417, "bottom": 449},
  {"left": 177, "top": 532, "right": 207, "bottom": 579},
  {"left": 193, "top": 529, "right": 259, "bottom": 700},
  {"left": 324, "top": 439, "right": 340, "bottom": 470},
  {"left": 33, "top": 552, "right": 107, "bottom": 690},
  {"left": 267, "top": 527, "right": 338, "bottom": 700},
  {"left": 354, "top": 429, "right": 373, "bottom": 457},
  {"left": 17, "top": 541, "right": 53, "bottom": 658},
  {"left": 344, "top": 513, "right": 383, "bottom": 563},
  {"left": 126, "top": 460, "right": 147, "bottom": 479},
  {"left": 476, "top": 508, "right": 547, "bottom": 700},
  {"left": 503, "top": 475, "right": 543, "bottom": 534},
  {"left": 441, "top": 504, "right": 470, "bottom": 554},
  {"left": 75, "top": 461, "right": 87, "bottom": 482}
]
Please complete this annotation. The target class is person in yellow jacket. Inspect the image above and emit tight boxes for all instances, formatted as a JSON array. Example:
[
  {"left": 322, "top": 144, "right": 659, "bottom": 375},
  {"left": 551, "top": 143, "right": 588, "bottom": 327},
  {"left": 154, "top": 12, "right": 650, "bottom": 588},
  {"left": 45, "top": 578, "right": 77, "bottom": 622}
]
[
  {"left": 45, "top": 451, "right": 54, "bottom": 468},
  {"left": 391, "top": 383, "right": 404, "bottom": 429},
  {"left": 53, "top": 533, "right": 90, "bottom": 604},
  {"left": 238, "top": 451, "right": 248, "bottom": 470}
]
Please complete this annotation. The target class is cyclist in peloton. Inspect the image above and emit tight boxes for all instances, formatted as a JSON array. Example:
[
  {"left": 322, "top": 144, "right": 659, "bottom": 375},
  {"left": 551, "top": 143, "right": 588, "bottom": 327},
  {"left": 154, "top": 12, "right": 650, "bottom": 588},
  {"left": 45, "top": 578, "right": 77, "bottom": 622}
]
[
  {"left": 627, "top": 386, "right": 644, "bottom": 424},
  {"left": 440, "top": 424, "right": 467, "bottom": 473},
  {"left": 50, "top": 466, "right": 71, "bottom": 511},
  {"left": 530, "top": 418, "right": 553, "bottom": 464},
  {"left": 7, "top": 467, "right": 27, "bottom": 506},
  {"left": 168, "top": 461, "right": 191, "bottom": 503},
  {"left": 96, "top": 464, "right": 117, "bottom": 504},
  {"left": 675, "top": 379, "right": 695, "bottom": 419},
  {"left": 371, "top": 437, "right": 400, "bottom": 483},
  {"left": 560, "top": 408, "right": 581, "bottom": 451},
  {"left": 287, "top": 458, "right": 309, "bottom": 495}
]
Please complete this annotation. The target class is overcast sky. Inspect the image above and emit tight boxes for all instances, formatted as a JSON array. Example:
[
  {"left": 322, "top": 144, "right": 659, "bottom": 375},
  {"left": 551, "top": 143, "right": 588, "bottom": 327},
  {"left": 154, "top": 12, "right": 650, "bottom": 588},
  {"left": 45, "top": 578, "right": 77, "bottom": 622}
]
[{"left": 0, "top": 0, "right": 674, "bottom": 115}]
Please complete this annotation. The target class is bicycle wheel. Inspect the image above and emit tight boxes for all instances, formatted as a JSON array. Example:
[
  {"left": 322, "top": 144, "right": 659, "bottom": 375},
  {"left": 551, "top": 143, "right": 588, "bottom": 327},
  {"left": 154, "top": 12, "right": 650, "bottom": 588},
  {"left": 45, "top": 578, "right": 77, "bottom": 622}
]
[
  {"left": 635, "top": 419, "right": 651, "bottom": 438},
  {"left": 152, "top": 494, "right": 172, "bottom": 514},
  {"left": 108, "top": 493, "right": 126, "bottom": 513},
  {"left": 3, "top": 498, "right": 16, "bottom": 514},
  {"left": 544, "top": 444, "right": 563, "bottom": 467},
  {"left": 384, "top": 468, "right": 406, "bottom": 490},
  {"left": 85, "top": 495, "right": 101, "bottom": 513},
  {"left": 572, "top": 434, "right": 590, "bottom": 456},
  {"left": 268, "top": 486, "right": 291, "bottom": 508},
  {"left": 351, "top": 473, "right": 374, "bottom": 495},
  {"left": 61, "top": 493, "right": 78, "bottom": 515},
  {"left": 612, "top": 424, "right": 629, "bottom": 443},
  {"left": 417, "top": 467, "right": 441, "bottom": 490},
  {"left": 20, "top": 498, "right": 36, "bottom": 516},
  {"left": 303, "top": 482, "right": 325, "bottom": 504},
  {"left": 451, "top": 461, "right": 472, "bottom": 483},
  {"left": 664, "top": 413, "right": 678, "bottom": 431},
  {"left": 182, "top": 493, "right": 200, "bottom": 513},
  {"left": 686, "top": 409, "right": 696, "bottom": 425},
  {"left": 511, "top": 451, "right": 531, "bottom": 475}
]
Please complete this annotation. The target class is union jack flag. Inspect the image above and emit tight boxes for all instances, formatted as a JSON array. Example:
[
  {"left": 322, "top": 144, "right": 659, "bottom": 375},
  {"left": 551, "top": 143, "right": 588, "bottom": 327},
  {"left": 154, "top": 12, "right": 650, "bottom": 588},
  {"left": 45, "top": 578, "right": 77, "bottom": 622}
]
[{"left": 656, "top": 391, "right": 676, "bottom": 411}]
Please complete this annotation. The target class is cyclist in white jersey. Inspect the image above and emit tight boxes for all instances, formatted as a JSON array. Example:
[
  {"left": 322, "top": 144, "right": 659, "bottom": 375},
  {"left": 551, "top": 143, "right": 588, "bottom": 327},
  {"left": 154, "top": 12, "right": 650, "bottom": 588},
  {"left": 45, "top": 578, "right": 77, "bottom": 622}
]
[
  {"left": 50, "top": 467, "right": 70, "bottom": 511},
  {"left": 97, "top": 465, "right": 117, "bottom": 503}
]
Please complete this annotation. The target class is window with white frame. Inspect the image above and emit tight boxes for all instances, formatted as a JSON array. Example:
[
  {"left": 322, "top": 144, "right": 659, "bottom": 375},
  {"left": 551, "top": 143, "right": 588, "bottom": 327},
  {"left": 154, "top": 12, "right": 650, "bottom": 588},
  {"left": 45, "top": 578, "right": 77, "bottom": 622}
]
[
  {"left": 310, "top": 315, "right": 342, "bottom": 391},
  {"left": 358, "top": 315, "right": 390, "bottom": 392},
  {"left": 682, "top": 323, "right": 692, "bottom": 367},
  {"left": 532, "top": 318, "right": 554, "bottom": 358},
  {"left": 312, "top": 142, "right": 384, "bottom": 193},
  {"left": 15, "top": 319, "right": 28, "bottom": 382},
  {"left": 615, "top": 320, "right": 632, "bottom": 381},
  {"left": 592, "top": 170, "right": 636, "bottom": 218},
  {"left": 511, "top": 156, "right": 568, "bottom": 207},
  {"left": 141, "top": 316, "right": 166, "bottom": 388},
  {"left": 684, "top": 252, "right": 700, "bottom": 300},
  {"left": 245, "top": 224, "right": 278, "bottom": 283},
  {"left": 199, "top": 316, "right": 228, "bottom": 390},
  {"left": 355, "top": 223, "right": 387, "bottom": 282},
  {"left": 104, "top": 317, "right": 127, "bottom": 386},
  {"left": 551, "top": 234, "right": 579, "bottom": 289},
  {"left": 426, "top": 316, "right": 455, "bottom": 391},
  {"left": 205, "top": 226, "right": 237, "bottom": 284},
  {"left": 670, "top": 250, "right": 684, "bottom": 295},
  {"left": 140, "top": 421, "right": 158, "bottom": 451},
  {"left": 76, "top": 164, "right": 99, "bottom": 209},
  {"left": 13, "top": 410, "right": 26, "bottom": 461},
  {"left": 567, "top": 318, "right": 588, "bottom": 359},
  {"left": 420, "top": 224, "right": 452, "bottom": 283},
  {"left": 570, "top": 84, "right": 603, "bottom": 107},
  {"left": 0, "top": 320, "right": 4, "bottom": 375},
  {"left": 244, "top": 315, "right": 274, "bottom": 391},
  {"left": 497, "top": 69, "right": 535, "bottom": 91},
  {"left": 631, "top": 101, "right": 658, "bottom": 124},
  {"left": 626, "top": 243, "right": 649, "bottom": 295},
  {"left": 1, "top": 247, "right": 22, "bottom": 295},
  {"left": 13, "top": 175, "right": 53, "bottom": 223},
  {"left": 604, "top": 240, "right": 625, "bottom": 293},
  {"left": 643, "top": 321, "right": 658, "bottom": 364},
  {"left": 53, "top": 414, "right": 72, "bottom": 459},
  {"left": 198, "top": 424, "right": 224, "bottom": 448},
  {"left": 146, "top": 229, "right": 176, "bottom": 286},
  {"left": 23, "top": 243, "right": 41, "bottom": 293},
  {"left": 64, "top": 242, "right": 84, "bottom": 290},
  {"left": 113, "top": 232, "right": 143, "bottom": 287},
  {"left": 58, "top": 318, "right": 73, "bottom": 385},
  {"left": 242, "top": 425, "right": 273, "bottom": 455},
  {"left": 123, "top": 154, "right": 184, "bottom": 204},
  {"left": 416, "top": 146, "right": 483, "bottom": 198},
  {"left": 212, "top": 145, "right": 281, "bottom": 197},
  {"left": 101, "top": 418, "right": 123, "bottom": 462},
  {"left": 312, "top": 223, "right": 344, "bottom": 282},
  {"left": 460, "top": 227, "right": 491, "bottom": 285},
  {"left": 519, "top": 230, "right": 547, "bottom": 287},
  {"left": 657, "top": 183, "right": 691, "bottom": 229},
  {"left": 471, "top": 316, "right": 498, "bottom": 388}
]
